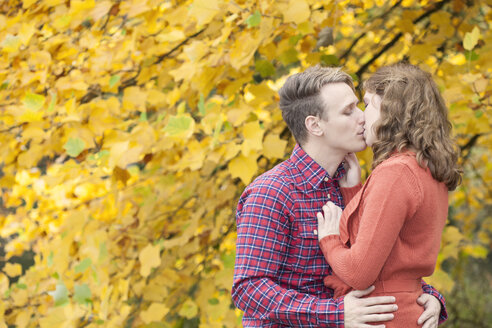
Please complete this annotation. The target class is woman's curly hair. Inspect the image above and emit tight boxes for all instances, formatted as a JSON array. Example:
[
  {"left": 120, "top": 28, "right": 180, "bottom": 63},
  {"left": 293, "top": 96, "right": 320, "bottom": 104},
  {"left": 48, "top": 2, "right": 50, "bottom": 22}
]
[{"left": 364, "top": 63, "right": 462, "bottom": 191}]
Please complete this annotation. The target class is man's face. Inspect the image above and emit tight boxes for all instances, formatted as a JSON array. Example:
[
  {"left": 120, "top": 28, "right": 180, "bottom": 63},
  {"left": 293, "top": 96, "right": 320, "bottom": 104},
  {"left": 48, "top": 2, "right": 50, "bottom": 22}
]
[{"left": 317, "top": 83, "right": 366, "bottom": 154}]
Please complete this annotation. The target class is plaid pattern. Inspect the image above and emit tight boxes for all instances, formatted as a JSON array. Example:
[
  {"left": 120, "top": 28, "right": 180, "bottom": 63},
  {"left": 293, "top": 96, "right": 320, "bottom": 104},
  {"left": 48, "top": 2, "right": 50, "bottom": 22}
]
[
  {"left": 421, "top": 280, "right": 448, "bottom": 324},
  {"left": 232, "top": 144, "right": 447, "bottom": 327}
]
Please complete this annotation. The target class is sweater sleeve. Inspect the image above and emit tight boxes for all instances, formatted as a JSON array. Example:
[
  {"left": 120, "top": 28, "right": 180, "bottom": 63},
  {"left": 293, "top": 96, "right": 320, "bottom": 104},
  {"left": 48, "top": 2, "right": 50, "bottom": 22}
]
[
  {"left": 340, "top": 183, "right": 362, "bottom": 204},
  {"left": 319, "top": 163, "right": 422, "bottom": 290}
]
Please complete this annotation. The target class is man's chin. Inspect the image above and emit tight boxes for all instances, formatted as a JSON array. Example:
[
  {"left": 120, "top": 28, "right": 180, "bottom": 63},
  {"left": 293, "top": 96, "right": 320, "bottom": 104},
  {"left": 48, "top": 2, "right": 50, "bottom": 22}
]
[{"left": 354, "top": 143, "right": 368, "bottom": 153}]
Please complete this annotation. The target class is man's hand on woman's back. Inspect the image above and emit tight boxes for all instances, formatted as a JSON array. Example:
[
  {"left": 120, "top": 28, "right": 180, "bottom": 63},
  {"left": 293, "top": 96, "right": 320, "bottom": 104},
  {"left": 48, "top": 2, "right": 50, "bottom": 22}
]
[{"left": 344, "top": 286, "right": 397, "bottom": 328}]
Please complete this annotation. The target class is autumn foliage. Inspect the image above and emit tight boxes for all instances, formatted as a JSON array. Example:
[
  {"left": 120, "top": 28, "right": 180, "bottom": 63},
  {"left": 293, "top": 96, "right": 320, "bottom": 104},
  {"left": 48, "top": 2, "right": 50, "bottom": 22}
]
[{"left": 0, "top": 0, "right": 490, "bottom": 327}]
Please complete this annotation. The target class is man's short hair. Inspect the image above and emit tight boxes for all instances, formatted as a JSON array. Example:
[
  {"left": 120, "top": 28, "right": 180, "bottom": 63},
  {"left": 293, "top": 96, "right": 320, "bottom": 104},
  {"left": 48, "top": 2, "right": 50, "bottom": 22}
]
[{"left": 279, "top": 65, "right": 354, "bottom": 145}]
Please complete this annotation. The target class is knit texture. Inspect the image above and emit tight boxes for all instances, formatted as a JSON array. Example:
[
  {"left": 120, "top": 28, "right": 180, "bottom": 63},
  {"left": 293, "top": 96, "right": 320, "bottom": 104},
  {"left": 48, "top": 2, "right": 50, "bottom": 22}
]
[{"left": 319, "top": 152, "right": 449, "bottom": 327}]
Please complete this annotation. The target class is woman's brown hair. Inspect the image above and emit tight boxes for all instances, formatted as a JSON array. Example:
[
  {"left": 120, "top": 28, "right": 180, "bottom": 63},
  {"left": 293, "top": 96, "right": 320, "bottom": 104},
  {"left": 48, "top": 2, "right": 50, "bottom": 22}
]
[{"left": 364, "top": 63, "right": 462, "bottom": 191}]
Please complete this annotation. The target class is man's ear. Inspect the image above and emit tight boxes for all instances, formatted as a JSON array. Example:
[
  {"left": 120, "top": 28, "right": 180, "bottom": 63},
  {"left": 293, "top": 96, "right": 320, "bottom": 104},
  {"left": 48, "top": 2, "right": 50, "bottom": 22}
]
[{"left": 305, "top": 115, "right": 323, "bottom": 137}]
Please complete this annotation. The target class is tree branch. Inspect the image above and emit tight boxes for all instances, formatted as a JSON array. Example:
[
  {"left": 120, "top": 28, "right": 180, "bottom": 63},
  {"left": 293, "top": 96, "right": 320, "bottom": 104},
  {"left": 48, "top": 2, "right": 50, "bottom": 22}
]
[{"left": 355, "top": 0, "right": 452, "bottom": 78}]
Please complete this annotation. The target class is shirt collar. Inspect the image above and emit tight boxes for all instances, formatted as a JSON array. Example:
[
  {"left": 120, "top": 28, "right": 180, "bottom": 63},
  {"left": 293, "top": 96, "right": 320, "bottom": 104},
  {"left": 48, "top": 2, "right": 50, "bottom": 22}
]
[{"left": 289, "top": 144, "right": 346, "bottom": 192}]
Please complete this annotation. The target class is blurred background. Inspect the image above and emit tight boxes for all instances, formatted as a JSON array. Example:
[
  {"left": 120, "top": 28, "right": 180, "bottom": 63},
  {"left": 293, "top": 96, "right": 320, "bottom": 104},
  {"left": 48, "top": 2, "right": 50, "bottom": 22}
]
[{"left": 0, "top": 0, "right": 490, "bottom": 327}]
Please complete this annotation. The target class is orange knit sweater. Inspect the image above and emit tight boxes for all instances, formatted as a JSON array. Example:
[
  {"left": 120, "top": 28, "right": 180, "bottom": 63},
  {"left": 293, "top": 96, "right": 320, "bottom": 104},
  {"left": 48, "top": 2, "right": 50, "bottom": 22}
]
[{"left": 319, "top": 152, "right": 449, "bottom": 327}]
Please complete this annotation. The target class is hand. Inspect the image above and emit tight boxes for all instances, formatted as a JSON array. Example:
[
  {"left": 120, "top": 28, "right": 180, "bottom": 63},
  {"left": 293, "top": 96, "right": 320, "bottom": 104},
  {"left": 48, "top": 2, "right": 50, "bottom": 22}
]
[
  {"left": 340, "top": 153, "right": 361, "bottom": 188},
  {"left": 417, "top": 294, "right": 440, "bottom": 328},
  {"left": 344, "top": 286, "right": 397, "bottom": 328},
  {"left": 316, "top": 201, "right": 342, "bottom": 241}
]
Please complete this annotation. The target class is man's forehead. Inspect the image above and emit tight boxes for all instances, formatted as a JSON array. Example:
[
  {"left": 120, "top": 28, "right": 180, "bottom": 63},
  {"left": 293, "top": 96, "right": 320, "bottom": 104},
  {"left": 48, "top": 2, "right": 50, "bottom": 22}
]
[{"left": 320, "top": 83, "right": 358, "bottom": 107}]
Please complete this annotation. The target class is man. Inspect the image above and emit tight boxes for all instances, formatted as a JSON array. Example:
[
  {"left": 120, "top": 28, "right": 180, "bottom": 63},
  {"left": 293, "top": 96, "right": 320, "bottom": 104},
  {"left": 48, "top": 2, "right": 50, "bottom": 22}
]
[{"left": 231, "top": 66, "right": 446, "bottom": 327}]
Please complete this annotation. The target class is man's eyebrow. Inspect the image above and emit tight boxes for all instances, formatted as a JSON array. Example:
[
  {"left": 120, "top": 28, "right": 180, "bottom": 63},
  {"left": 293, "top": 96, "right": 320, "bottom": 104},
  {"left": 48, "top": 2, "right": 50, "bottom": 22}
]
[{"left": 341, "top": 99, "right": 358, "bottom": 110}]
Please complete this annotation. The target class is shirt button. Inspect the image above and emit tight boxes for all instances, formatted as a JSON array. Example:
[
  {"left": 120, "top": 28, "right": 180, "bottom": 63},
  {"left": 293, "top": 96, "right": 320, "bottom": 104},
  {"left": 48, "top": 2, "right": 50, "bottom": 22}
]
[
  {"left": 324, "top": 177, "right": 329, "bottom": 182},
  {"left": 313, "top": 229, "right": 318, "bottom": 235}
]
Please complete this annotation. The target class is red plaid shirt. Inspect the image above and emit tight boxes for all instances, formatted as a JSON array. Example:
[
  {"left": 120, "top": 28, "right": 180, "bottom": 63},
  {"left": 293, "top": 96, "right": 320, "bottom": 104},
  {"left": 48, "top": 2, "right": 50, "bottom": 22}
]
[{"left": 232, "top": 144, "right": 447, "bottom": 327}]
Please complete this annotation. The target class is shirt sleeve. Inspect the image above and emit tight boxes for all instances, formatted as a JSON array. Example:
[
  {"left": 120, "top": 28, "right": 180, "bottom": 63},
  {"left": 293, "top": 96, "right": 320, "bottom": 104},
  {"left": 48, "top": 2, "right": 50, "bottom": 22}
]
[
  {"left": 420, "top": 280, "right": 448, "bottom": 324},
  {"left": 232, "top": 180, "right": 344, "bottom": 327},
  {"left": 319, "top": 164, "right": 421, "bottom": 290}
]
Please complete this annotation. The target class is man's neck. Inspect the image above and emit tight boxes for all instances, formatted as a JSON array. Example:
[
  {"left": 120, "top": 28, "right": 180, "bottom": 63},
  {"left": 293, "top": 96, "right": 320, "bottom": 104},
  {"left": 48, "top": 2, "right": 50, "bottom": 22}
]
[{"left": 301, "top": 142, "right": 346, "bottom": 178}]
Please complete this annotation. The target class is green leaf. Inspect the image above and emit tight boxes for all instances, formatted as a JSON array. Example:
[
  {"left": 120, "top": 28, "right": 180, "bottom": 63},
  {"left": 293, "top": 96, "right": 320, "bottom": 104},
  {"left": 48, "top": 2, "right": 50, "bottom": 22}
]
[
  {"left": 75, "top": 258, "right": 92, "bottom": 273},
  {"left": 63, "top": 137, "right": 86, "bottom": 157},
  {"left": 16, "top": 283, "right": 27, "bottom": 290},
  {"left": 74, "top": 283, "right": 92, "bottom": 304},
  {"left": 47, "top": 251, "right": 53, "bottom": 267},
  {"left": 140, "top": 111, "right": 148, "bottom": 121},
  {"left": 198, "top": 94, "right": 206, "bottom": 115},
  {"left": 109, "top": 75, "right": 120, "bottom": 88},
  {"left": 99, "top": 242, "right": 108, "bottom": 262},
  {"left": 178, "top": 299, "right": 198, "bottom": 319},
  {"left": 221, "top": 252, "right": 235, "bottom": 269},
  {"left": 246, "top": 10, "right": 261, "bottom": 28},
  {"left": 465, "top": 50, "right": 479, "bottom": 61},
  {"left": 463, "top": 26, "right": 480, "bottom": 51},
  {"left": 0, "top": 81, "right": 8, "bottom": 90},
  {"left": 320, "top": 54, "right": 340, "bottom": 66},
  {"left": 22, "top": 92, "right": 45, "bottom": 111},
  {"left": 279, "top": 48, "right": 299, "bottom": 66},
  {"left": 163, "top": 115, "right": 194, "bottom": 136},
  {"left": 289, "top": 34, "right": 303, "bottom": 46},
  {"left": 48, "top": 282, "right": 69, "bottom": 306},
  {"left": 48, "top": 92, "right": 57, "bottom": 112},
  {"left": 255, "top": 59, "right": 275, "bottom": 78}
]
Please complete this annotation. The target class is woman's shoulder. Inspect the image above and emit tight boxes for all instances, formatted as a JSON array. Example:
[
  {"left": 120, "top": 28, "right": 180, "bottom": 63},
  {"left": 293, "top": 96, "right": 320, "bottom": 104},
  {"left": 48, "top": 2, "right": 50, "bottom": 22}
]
[{"left": 373, "top": 151, "right": 420, "bottom": 175}]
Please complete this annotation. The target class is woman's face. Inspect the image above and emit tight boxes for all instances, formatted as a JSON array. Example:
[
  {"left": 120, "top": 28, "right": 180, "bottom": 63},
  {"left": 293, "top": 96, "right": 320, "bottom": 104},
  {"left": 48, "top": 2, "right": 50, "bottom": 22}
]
[{"left": 363, "top": 92, "right": 382, "bottom": 147}]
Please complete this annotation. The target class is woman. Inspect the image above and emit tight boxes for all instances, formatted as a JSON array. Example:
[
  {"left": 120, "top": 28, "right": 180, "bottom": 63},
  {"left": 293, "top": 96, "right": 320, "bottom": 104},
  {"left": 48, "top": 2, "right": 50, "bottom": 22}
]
[{"left": 317, "top": 63, "right": 461, "bottom": 327}]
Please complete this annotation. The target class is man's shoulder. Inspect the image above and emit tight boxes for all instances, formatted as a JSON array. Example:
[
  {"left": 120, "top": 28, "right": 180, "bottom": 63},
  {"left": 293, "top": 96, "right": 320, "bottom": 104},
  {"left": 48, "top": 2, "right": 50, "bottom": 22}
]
[{"left": 247, "top": 160, "right": 296, "bottom": 192}]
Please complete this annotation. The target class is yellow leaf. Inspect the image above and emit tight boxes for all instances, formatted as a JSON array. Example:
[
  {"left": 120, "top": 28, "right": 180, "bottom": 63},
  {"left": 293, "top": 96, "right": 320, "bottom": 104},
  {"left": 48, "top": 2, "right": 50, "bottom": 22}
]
[
  {"left": 139, "top": 244, "right": 161, "bottom": 277},
  {"left": 140, "top": 303, "right": 170, "bottom": 324},
  {"left": 241, "top": 121, "right": 265, "bottom": 155},
  {"left": 38, "top": 307, "right": 67, "bottom": 328},
  {"left": 463, "top": 26, "right": 480, "bottom": 51},
  {"left": 4, "top": 263, "right": 22, "bottom": 277},
  {"left": 22, "top": 0, "right": 37, "bottom": 8},
  {"left": 283, "top": 0, "right": 310, "bottom": 25},
  {"left": 263, "top": 134, "right": 287, "bottom": 159},
  {"left": 228, "top": 154, "right": 258, "bottom": 184},
  {"left": 447, "top": 53, "right": 466, "bottom": 66},
  {"left": 189, "top": 0, "right": 220, "bottom": 26},
  {"left": 123, "top": 86, "right": 147, "bottom": 111},
  {"left": 146, "top": 89, "right": 167, "bottom": 107},
  {"left": 1, "top": 34, "right": 21, "bottom": 53},
  {"left": 157, "top": 30, "right": 186, "bottom": 43},
  {"left": 15, "top": 310, "right": 31, "bottom": 328},
  {"left": 19, "top": 22, "right": 36, "bottom": 45},
  {"left": 0, "top": 273, "right": 9, "bottom": 294},
  {"left": 229, "top": 32, "right": 262, "bottom": 70},
  {"left": 424, "top": 268, "right": 455, "bottom": 293}
]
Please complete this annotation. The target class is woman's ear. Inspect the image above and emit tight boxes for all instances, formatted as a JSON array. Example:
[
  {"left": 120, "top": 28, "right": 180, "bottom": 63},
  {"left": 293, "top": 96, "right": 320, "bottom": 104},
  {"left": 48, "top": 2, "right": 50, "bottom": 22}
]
[{"left": 305, "top": 115, "right": 323, "bottom": 137}]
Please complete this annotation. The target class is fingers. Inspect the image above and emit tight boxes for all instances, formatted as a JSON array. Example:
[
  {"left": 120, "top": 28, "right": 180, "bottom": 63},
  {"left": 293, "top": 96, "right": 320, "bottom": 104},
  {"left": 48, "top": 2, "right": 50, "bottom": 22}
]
[
  {"left": 416, "top": 293, "right": 428, "bottom": 306},
  {"left": 362, "top": 296, "right": 397, "bottom": 306},
  {"left": 322, "top": 204, "right": 331, "bottom": 222},
  {"left": 421, "top": 317, "right": 437, "bottom": 328},
  {"left": 349, "top": 285, "right": 375, "bottom": 298},
  {"left": 365, "top": 304, "right": 398, "bottom": 314},
  {"left": 362, "top": 313, "right": 394, "bottom": 323},
  {"left": 345, "top": 152, "right": 359, "bottom": 166}
]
